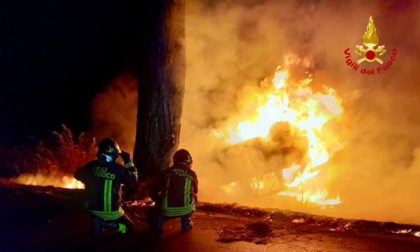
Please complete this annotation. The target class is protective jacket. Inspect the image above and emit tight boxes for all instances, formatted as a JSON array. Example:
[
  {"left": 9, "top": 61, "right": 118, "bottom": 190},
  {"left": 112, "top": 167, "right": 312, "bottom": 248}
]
[
  {"left": 75, "top": 160, "right": 138, "bottom": 220},
  {"left": 152, "top": 163, "right": 198, "bottom": 217}
]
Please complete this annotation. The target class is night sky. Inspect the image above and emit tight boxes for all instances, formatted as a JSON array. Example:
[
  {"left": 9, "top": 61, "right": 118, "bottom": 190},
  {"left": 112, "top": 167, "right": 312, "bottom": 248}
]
[{"left": 0, "top": 1, "right": 145, "bottom": 144}]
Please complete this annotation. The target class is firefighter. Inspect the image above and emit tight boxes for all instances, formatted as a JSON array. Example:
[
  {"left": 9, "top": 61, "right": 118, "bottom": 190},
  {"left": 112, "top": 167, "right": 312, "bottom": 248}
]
[
  {"left": 74, "top": 138, "right": 138, "bottom": 237},
  {"left": 149, "top": 149, "right": 198, "bottom": 235}
]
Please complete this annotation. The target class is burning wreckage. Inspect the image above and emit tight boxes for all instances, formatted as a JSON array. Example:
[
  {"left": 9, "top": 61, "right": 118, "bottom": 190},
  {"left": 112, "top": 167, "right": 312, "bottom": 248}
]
[{"left": 212, "top": 66, "right": 342, "bottom": 207}]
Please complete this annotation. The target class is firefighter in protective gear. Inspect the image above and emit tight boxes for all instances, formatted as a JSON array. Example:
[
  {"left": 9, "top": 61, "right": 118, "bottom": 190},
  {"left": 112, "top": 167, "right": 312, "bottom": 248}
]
[
  {"left": 74, "top": 138, "right": 138, "bottom": 237},
  {"left": 150, "top": 149, "right": 198, "bottom": 235}
]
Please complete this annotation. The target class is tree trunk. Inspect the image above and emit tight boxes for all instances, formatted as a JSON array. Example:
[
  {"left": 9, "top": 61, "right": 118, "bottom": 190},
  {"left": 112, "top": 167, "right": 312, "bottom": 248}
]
[{"left": 133, "top": 0, "right": 185, "bottom": 179}]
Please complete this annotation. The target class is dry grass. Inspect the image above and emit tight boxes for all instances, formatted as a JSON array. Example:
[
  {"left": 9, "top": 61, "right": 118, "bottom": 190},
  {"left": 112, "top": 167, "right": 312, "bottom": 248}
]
[{"left": 2, "top": 125, "right": 96, "bottom": 178}]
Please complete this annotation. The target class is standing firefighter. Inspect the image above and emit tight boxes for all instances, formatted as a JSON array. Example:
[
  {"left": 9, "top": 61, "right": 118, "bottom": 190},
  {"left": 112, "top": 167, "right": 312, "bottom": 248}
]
[
  {"left": 150, "top": 149, "right": 198, "bottom": 235},
  {"left": 75, "top": 138, "right": 138, "bottom": 237}
]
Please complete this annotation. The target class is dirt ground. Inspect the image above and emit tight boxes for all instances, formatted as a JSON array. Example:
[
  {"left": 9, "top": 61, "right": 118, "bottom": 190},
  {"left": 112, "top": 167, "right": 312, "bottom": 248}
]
[{"left": 1, "top": 181, "right": 420, "bottom": 252}]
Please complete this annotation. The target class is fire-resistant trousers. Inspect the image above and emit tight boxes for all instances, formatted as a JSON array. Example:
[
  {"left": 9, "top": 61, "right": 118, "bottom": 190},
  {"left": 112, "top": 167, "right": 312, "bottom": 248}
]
[{"left": 92, "top": 214, "right": 134, "bottom": 237}]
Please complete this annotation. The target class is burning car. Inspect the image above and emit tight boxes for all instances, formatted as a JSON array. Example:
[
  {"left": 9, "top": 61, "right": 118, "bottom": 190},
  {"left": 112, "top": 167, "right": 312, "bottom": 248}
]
[
  {"left": 212, "top": 66, "right": 342, "bottom": 207},
  {"left": 215, "top": 121, "right": 308, "bottom": 195}
]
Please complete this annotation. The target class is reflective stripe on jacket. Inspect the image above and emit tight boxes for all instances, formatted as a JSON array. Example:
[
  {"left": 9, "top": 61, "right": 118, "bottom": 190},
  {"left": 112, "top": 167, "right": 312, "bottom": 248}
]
[
  {"left": 155, "top": 163, "right": 198, "bottom": 217},
  {"left": 75, "top": 160, "right": 138, "bottom": 220}
]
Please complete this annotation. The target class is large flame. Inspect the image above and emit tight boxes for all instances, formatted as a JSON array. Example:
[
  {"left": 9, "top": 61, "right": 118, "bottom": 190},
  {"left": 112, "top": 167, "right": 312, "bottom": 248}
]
[{"left": 217, "top": 65, "right": 343, "bottom": 207}]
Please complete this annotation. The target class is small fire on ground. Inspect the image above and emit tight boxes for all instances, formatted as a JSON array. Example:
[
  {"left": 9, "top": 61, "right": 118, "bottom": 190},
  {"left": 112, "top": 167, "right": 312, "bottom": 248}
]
[
  {"left": 14, "top": 173, "right": 84, "bottom": 189},
  {"left": 390, "top": 229, "right": 420, "bottom": 238},
  {"left": 217, "top": 63, "right": 342, "bottom": 207}
]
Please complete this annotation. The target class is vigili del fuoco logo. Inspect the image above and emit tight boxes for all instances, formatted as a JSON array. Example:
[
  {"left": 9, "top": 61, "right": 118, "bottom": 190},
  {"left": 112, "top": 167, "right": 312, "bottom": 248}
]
[{"left": 344, "top": 16, "right": 397, "bottom": 75}]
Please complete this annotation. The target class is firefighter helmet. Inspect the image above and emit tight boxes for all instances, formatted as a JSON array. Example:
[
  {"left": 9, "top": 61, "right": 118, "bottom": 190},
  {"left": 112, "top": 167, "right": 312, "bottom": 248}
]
[
  {"left": 173, "top": 149, "right": 193, "bottom": 166},
  {"left": 97, "top": 138, "right": 121, "bottom": 162}
]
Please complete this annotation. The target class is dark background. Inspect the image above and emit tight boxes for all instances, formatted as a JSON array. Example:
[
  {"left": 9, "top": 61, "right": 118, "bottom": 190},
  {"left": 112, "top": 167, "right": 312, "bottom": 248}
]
[{"left": 0, "top": 1, "right": 146, "bottom": 144}]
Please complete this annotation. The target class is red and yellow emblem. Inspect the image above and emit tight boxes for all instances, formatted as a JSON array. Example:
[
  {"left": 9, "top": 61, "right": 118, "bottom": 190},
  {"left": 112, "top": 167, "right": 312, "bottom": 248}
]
[{"left": 355, "top": 16, "right": 386, "bottom": 64}]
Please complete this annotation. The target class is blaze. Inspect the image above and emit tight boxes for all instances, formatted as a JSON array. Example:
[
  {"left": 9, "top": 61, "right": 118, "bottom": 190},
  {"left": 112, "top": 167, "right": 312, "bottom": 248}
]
[
  {"left": 217, "top": 65, "right": 343, "bottom": 207},
  {"left": 14, "top": 173, "right": 84, "bottom": 189}
]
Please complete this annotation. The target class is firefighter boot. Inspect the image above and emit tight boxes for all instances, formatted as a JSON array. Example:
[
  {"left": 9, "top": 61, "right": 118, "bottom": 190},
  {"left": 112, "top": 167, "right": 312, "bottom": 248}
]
[
  {"left": 154, "top": 216, "right": 165, "bottom": 235},
  {"left": 92, "top": 217, "right": 104, "bottom": 238},
  {"left": 103, "top": 220, "right": 119, "bottom": 230},
  {"left": 181, "top": 215, "right": 193, "bottom": 231}
]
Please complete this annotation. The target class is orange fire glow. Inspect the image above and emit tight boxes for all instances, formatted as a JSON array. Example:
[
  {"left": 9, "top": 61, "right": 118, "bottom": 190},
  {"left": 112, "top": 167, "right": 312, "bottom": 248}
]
[
  {"left": 14, "top": 173, "right": 84, "bottom": 189},
  {"left": 391, "top": 229, "right": 412, "bottom": 234},
  {"left": 217, "top": 65, "right": 343, "bottom": 207}
]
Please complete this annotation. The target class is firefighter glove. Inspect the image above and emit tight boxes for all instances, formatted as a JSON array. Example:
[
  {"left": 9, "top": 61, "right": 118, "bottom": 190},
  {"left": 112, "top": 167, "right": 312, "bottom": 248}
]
[{"left": 120, "top": 151, "right": 131, "bottom": 164}]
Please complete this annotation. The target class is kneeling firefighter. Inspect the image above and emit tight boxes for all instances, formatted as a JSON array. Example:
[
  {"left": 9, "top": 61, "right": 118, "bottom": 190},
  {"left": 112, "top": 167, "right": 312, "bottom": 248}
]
[
  {"left": 149, "top": 149, "right": 198, "bottom": 235},
  {"left": 75, "top": 138, "right": 138, "bottom": 237}
]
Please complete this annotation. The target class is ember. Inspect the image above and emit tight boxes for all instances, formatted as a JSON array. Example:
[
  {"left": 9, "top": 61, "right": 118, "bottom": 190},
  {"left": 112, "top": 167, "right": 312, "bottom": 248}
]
[
  {"left": 390, "top": 229, "right": 420, "bottom": 238},
  {"left": 391, "top": 229, "right": 412, "bottom": 234},
  {"left": 292, "top": 218, "right": 305, "bottom": 224}
]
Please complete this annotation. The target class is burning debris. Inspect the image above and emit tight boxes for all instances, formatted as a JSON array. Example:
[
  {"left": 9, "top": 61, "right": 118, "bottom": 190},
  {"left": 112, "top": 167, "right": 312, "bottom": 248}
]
[
  {"left": 391, "top": 229, "right": 412, "bottom": 234},
  {"left": 390, "top": 229, "right": 420, "bottom": 238},
  {"left": 292, "top": 218, "right": 305, "bottom": 224},
  {"left": 124, "top": 200, "right": 155, "bottom": 208},
  {"left": 214, "top": 64, "right": 342, "bottom": 207},
  {"left": 329, "top": 222, "right": 352, "bottom": 232},
  {"left": 197, "top": 202, "right": 420, "bottom": 243},
  {"left": 217, "top": 221, "right": 273, "bottom": 243}
]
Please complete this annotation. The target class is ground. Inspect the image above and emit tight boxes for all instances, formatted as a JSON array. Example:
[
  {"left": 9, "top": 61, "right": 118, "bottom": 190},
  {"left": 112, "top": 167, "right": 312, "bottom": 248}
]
[{"left": 1, "top": 180, "right": 420, "bottom": 252}]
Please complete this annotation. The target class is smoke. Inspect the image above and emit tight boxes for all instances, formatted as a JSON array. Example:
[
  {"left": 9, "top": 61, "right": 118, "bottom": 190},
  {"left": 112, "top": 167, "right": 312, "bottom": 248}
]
[
  {"left": 90, "top": 72, "right": 138, "bottom": 154},
  {"left": 180, "top": 0, "right": 420, "bottom": 224},
  {"left": 91, "top": 0, "right": 420, "bottom": 224}
]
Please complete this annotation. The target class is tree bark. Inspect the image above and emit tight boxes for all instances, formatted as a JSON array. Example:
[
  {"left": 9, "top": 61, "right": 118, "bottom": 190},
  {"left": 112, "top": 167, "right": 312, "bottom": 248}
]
[{"left": 133, "top": 0, "right": 185, "bottom": 179}]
